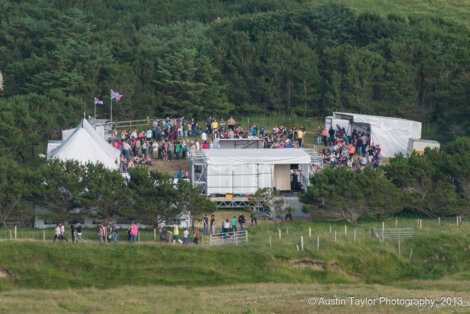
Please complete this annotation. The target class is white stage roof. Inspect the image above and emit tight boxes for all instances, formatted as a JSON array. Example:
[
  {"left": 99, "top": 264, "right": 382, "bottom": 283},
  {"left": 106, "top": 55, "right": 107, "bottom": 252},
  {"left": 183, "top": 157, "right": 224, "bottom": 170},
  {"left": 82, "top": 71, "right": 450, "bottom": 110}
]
[{"left": 202, "top": 149, "right": 311, "bottom": 165}]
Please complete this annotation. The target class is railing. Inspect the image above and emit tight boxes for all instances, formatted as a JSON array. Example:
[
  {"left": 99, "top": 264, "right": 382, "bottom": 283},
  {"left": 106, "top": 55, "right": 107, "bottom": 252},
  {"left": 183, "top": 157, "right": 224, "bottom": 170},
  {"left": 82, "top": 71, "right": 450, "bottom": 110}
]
[
  {"left": 209, "top": 230, "right": 248, "bottom": 246},
  {"left": 371, "top": 227, "right": 414, "bottom": 241}
]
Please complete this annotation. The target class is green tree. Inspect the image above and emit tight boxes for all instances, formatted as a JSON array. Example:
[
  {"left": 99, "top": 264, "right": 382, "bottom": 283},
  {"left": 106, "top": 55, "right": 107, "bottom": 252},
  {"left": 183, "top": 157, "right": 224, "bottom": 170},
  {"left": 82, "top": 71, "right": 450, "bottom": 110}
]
[
  {"left": 33, "top": 160, "right": 86, "bottom": 223},
  {"left": 127, "top": 167, "right": 177, "bottom": 225},
  {"left": 301, "top": 167, "right": 402, "bottom": 225},
  {"left": 0, "top": 159, "right": 33, "bottom": 226},
  {"left": 82, "top": 163, "right": 130, "bottom": 225},
  {"left": 384, "top": 152, "right": 460, "bottom": 217}
]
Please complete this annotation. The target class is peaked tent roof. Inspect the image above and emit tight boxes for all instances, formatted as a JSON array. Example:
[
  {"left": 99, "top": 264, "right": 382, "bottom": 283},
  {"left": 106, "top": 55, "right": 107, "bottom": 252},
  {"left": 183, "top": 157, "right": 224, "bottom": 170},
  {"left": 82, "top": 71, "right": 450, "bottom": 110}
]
[{"left": 48, "top": 119, "right": 120, "bottom": 170}]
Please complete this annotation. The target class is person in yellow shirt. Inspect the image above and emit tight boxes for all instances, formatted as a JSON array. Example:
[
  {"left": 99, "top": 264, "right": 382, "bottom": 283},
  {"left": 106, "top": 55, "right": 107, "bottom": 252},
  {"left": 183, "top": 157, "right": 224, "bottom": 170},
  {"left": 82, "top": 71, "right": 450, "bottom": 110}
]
[
  {"left": 211, "top": 119, "right": 219, "bottom": 134},
  {"left": 297, "top": 128, "right": 304, "bottom": 147}
]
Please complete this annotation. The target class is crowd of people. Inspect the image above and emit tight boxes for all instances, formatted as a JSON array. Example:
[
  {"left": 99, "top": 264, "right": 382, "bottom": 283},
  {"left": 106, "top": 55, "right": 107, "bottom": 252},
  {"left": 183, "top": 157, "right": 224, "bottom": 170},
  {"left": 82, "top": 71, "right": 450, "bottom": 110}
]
[
  {"left": 317, "top": 125, "right": 382, "bottom": 168},
  {"left": 107, "top": 116, "right": 308, "bottom": 172}
]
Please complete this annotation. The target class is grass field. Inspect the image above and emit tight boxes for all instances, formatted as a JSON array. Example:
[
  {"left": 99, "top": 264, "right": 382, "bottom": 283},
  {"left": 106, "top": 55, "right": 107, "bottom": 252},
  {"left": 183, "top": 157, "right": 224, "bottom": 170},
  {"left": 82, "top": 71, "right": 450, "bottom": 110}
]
[
  {"left": 0, "top": 218, "right": 468, "bottom": 312},
  {"left": 1, "top": 282, "right": 470, "bottom": 313}
]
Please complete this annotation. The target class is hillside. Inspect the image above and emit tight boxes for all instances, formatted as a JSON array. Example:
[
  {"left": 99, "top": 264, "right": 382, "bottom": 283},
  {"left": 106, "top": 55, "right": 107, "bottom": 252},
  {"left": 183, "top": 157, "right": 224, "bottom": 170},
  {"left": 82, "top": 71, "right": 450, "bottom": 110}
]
[
  {"left": 0, "top": 219, "right": 469, "bottom": 312},
  {"left": 1, "top": 0, "right": 469, "bottom": 164},
  {"left": 0, "top": 219, "right": 468, "bottom": 291}
]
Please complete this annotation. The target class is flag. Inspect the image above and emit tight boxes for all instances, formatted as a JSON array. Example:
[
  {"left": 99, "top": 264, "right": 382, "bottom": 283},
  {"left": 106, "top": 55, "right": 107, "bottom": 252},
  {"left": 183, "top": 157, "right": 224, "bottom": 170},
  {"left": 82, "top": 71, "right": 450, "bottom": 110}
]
[
  {"left": 94, "top": 97, "right": 104, "bottom": 105},
  {"left": 110, "top": 90, "right": 122, "bottom": 102}
]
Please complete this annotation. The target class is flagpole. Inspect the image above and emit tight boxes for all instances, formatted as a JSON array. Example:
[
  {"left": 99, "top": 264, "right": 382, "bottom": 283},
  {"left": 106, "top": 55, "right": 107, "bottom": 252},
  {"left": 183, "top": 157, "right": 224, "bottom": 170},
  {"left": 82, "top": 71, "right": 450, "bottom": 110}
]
[{"left": 110, "top": 95, "right": 113, "bottom": 122}]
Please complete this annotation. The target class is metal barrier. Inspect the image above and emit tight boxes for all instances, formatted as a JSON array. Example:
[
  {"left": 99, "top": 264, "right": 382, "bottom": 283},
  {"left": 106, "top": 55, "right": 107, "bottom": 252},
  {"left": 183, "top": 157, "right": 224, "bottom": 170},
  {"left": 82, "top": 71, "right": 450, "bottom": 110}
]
[
  {"left": 371, "top": 228, "right": 414, "bottom": 241},
  {"left": 209, "top": 230, "right": 248, "bottom": 246}
]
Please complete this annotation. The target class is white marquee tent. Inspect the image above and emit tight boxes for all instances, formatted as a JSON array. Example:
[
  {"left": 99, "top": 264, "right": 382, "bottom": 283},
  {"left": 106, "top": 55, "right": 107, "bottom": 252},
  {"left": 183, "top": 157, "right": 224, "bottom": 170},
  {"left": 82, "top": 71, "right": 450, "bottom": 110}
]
[
  {"left": 193, "top": 149, "right": 311, "bottom": 195},
  {"left": 47, "top": 119, "right": 120, "bottom": 170},
  {"left": 325, "top": 112, "right": 422, "bottom": 157}
]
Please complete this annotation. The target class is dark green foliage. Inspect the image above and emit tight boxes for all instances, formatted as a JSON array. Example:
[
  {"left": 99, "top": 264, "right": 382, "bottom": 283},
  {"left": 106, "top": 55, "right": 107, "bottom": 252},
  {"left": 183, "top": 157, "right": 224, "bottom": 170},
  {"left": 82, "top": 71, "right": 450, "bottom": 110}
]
[
  {"left": 0, "top": 159, "right": 33, "bottom": 226},
  {"left": 81, "top": 163, "right": 131, "bottom": 224},
  {"left": 301, "top": 167, "right": 402, "bottom": 225},
  {"left": 0, "top": 1, "right": 469, "bottom": 164}
]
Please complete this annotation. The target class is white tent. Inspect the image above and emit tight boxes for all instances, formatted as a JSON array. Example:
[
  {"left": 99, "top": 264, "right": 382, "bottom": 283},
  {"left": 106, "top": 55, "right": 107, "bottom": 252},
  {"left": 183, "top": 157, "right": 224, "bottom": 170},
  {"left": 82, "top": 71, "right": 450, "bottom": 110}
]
[
  {"left": 201, "top": 149, "right": 311, "bottom": 195},
  {"left": 326, "top": 112, "right": 422, "bottom": 157},
  {"left": 47, "top": 119, "right": 120, "bottom": 170}
]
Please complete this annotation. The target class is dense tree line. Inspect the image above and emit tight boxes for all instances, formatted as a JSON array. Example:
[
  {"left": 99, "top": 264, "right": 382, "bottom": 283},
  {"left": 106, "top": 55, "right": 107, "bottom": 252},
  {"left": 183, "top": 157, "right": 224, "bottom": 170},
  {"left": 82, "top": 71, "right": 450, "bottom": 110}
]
[
  {"left": 301, "top": 137, "right": 470, "bottom": 225},
  {"left": 0, "top": 1, "right": 469, "bottom": 162},
  {"left": 0, "top": 159, "right": 216, "bottom": 227}
]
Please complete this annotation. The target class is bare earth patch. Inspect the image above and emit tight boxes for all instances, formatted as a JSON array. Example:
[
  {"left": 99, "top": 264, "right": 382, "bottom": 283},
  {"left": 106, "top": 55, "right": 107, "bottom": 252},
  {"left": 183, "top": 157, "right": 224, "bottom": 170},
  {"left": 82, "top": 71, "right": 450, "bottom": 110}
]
[
  {"left": 289, "top": 259, "right": 341, "bottom": 271},
  {"left": 0, "top": 268, "right": 11, "bottom": 278}
]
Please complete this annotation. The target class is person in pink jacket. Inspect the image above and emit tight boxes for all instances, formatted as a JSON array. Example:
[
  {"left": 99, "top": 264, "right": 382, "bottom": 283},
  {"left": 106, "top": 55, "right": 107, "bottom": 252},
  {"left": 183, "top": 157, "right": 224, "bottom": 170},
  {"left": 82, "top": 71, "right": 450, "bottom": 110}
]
[
  {"left": 130, "top": 222, "right": 139, "bottom": 243},
  {"left": 99, "top": 225, "right": 106, "bottom": 243}
]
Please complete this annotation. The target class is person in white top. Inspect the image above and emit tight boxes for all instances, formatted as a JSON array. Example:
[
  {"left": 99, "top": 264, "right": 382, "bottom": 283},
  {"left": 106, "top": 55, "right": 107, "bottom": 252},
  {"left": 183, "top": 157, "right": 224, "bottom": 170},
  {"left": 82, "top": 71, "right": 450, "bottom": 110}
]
[
  {"left": 53, "top": 224, "right": 61, "bottom": 242},
  {"left": 201, "top": 132, "right": 207, "bottom": 143},
  {"left": 195, "top": 140, "right": 200, "bottom": 151},
  {"left": 60, "top": 224, "right": 67, "bottom": 242},
  {"left": 183, "top": 229, "right": 189, "bottom": 245}
]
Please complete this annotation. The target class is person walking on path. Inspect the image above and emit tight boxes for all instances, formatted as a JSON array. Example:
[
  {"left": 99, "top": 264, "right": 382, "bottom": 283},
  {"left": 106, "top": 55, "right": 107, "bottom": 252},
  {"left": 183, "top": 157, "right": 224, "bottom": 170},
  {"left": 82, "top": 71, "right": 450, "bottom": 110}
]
[
  {"left": 210, "top": 215, "right": 216, "bottom": 235},
  {"left": 285, "top": 207, "right": 293, "bottom": 222},
  {"left": 251, "top": 208, "right": 258, "bottom": 226},
  {"left": 172, "top": 224, "right": 179, "bottom": 244},
  {"left": 203, "top": 214, "right": 209, "bottom": 235},
  {"left": 183, "top": 228, "right": 189, "bottom": 245},
  {"left": 238, "top": 213, "right": 246, "bottom": 231},
  {"left": 130, "top": 222, "right": 138, "bottom": 244},
  {"left": 70, "top": 223, "right": 76, "bottom": 242},
  {"left": 193, "top": 227, "right": 200, "bottom": 245},
  {"left": 99, "top": 225, "right": 106, "bottom": 243},
  {"left": 60, "top": 223, "right": 67, "bottom": 242},
  {"left": 110, "top": 225, "right": 118, "bottom": 243},
  {"left": 53, "top": 224, "right": 61, "bottom": 242},
  {"left": 231, "top": 216, "right": 237, "bottom": 232},
  {"left": 76, "top": 223, "right": 83, "bottom": 242}
]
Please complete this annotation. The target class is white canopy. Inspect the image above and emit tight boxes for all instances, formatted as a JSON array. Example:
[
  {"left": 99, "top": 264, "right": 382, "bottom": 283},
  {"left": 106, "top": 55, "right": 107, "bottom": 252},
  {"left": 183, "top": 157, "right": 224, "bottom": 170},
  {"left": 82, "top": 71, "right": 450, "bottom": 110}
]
[
  {"left": 203, "top": 149, "right": 311, "bottom": 165},
  {"left": 202, "top": 149, "right": 310, "bottom": 194},
  {"left": 331, "top": 112, "right": 422, "bottom": 157},
  {"left": 47, "top": 119, "right": 120, "bottom": 170}
]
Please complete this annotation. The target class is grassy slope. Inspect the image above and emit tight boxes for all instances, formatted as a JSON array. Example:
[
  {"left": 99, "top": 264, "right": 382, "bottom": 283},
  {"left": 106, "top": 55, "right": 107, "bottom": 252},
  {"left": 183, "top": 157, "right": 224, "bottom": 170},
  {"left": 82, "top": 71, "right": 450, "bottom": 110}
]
[{"left": 0, "top": 219, "right": 468, "bottom": 292}]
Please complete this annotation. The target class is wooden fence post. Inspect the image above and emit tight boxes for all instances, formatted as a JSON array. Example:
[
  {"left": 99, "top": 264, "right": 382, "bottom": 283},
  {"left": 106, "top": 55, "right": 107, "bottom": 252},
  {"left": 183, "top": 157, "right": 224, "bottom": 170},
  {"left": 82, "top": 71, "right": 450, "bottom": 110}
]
[
  {"left": 43, "top": 230, "right": 46, "bottom": 242},
  {"left": 353, "top": 228, "right": 357, "bottom": 243},
  {"left": 316, "top": 235, "right": 320, "bottom": 250},
  {"left": 300, "top": 236, "right": 304, "bottom": 251},
  {"left": 153, "top": 228, "right": 157, "bottom": 241},
  {"left": 344, "top": 225, "right": 347, "bottom": 235},
  {"left": 269, "top": 235, "right": 272, "bottom": 248},
  {"left": 438, "top": 217, "right": 441, "bottom": 225},
  {"left": 381, "top": 222, "right": 385, "bottom": 242},
  {"left": 397, "top": 234, "right": 401, "bottom": 255},
  {"left": 308, "top": 227, "right": 311, "bottom": 238},
  {"left": 138, "top": 232, "right": 141, "bottom": 243},
  {"left": 278, "top": 229, "right": 281, "bottom": 240},
  {"left": 334, "top": 231, "right": 337, "bottom": 243},
  {"left": 9, "top": 230, "right": 12, "bottom": 240},
  {"left": 14, "top": 225, "right": 17, "bottom": 239},
  {"left": 395, "top": 220, "right": 398, "bottom": 228},
  {"left": 408, "top": 249, "right": 413, "bottom": 262},
  {"left": 329, "top": 225, "right": 332, "bottom": 233},
  {"left": 286, "top": 228, "right": 288, "bottom": 236},
  {"left": 457, "top": 216, "right": 459, "bottom": 226},
  {"left": 246, "top": 230, "right": 249, "bottom": 243}
]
